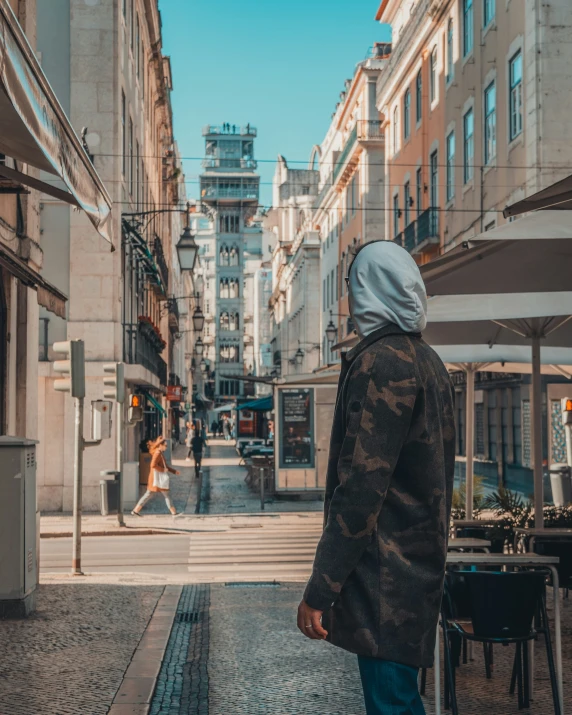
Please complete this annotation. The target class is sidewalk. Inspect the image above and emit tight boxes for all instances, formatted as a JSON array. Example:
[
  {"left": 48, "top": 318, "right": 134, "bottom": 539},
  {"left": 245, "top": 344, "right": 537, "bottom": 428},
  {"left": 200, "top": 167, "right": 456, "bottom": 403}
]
[{"left": 40, "top": 440, "right": 324, "bottom": 538}]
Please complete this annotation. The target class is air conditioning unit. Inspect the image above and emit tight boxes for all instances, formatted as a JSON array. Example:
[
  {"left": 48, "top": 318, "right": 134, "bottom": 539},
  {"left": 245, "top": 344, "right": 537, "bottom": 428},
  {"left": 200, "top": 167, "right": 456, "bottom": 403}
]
[{"left": 0, "top": 436, "right": 38, "bottom": 617}]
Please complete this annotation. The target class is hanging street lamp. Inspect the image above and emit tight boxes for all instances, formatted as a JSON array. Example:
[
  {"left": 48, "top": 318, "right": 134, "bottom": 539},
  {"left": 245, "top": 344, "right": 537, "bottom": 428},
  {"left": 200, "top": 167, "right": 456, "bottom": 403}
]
[
  {"left": 325, "top": 317, "right": 337, "bottom": 344},
  {"left": 195, "top": 336, "right": 204, "bottom": 357},
  {"left": 294, "top": 347, "right": 304, "bottom": 366},
  {"left": 192, "top": 306, "right": 205, "bottom": 332},
  {"left": 176, "top": 203, "right": 199, "bottom": 272},
  {"left": 200, "top": 358, "right": 208, "bottom": 374}
]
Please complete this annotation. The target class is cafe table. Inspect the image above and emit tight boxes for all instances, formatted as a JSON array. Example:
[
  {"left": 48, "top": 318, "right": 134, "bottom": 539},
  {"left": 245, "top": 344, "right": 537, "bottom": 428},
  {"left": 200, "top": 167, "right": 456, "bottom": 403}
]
[
  {"left": 514, "top": 527, "right": 572, "bottom": 552},
  {"left": 447, "top": 538, "right": 490, "bottom": 552},
  {"left": 431, "top": 552, "right": 562, "bottom": 715}
]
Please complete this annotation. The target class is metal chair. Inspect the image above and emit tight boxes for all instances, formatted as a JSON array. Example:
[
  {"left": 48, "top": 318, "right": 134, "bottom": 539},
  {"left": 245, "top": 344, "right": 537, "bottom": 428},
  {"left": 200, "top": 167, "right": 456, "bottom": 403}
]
[{"left": 440, "top": 570, "right": 560, "bottom": 714}]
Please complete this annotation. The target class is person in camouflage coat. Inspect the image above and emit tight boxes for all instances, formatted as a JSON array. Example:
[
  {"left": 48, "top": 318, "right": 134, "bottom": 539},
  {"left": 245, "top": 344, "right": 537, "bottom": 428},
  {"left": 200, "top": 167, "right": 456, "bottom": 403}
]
[{"left": 298, "top": 241, "right": 455, "bottom": 714}]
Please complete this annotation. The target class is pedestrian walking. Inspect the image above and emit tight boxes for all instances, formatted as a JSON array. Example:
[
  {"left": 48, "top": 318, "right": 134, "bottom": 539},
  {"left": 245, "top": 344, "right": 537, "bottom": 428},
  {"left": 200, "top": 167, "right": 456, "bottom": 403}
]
[
  {"left": 297, "top": 241, "right": 455, "bottom": 715},
  {"left": 211, "top": 419, "right": 218, "bottom": 437},
  {"left": 222, "top": 417, "right": 230, "bottom": 441},
  {"left": 131, "top": 436, "right": 181, "bottom": 516},
  {"left": 217, "top": 419, "right": 223, "bottom": 437},
  {"left": 189, "top": 424, "right": 207, "bottom": 479}
]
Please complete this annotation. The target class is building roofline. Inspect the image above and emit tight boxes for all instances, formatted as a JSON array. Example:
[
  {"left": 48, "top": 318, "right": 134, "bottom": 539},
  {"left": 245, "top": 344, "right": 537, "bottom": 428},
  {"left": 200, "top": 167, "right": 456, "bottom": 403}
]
[{"left": 375, "top": 0, "right": 390, "bottom": 21}]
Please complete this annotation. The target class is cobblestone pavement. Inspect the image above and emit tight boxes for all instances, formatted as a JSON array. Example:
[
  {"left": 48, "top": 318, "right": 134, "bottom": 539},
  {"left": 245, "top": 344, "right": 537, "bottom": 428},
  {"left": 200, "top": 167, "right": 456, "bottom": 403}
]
[
  {"left": 205, "top": 440, "right": 324, "bottom": 515},
  {"left": 0, "top": 580, "right": 163, "bottom": 715}
]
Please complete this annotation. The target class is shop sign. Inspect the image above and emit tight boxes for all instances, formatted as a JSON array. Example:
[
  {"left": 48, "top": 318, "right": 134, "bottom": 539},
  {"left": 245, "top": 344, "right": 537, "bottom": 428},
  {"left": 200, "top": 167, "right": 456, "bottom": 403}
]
[
  {"left": 279, "top": 388, "right": 314, "bottom": 469},
  {"left": 167, "top": 385, "right": 183, "bottom": 402}
]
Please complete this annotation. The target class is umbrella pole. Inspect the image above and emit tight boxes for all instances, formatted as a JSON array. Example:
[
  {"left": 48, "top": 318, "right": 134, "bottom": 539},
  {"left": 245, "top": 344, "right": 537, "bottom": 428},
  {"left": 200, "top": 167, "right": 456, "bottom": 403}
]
[
  {"left": 531, "top": 334, "right": 544, "bottom": 529},
  {"left": 465, "top": 366, "right": 475, "bottom": 520}
]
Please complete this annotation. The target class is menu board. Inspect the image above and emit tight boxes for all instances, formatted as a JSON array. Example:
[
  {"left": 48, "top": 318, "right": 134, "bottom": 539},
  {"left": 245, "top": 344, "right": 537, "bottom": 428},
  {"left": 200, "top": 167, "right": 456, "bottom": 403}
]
[{"left": 279, "top": 388, "right": 314, "bottom": 469}]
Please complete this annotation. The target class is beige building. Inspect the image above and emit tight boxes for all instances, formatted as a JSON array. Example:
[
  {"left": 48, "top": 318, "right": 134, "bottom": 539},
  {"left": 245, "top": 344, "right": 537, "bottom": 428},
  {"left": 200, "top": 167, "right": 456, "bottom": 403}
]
[
  {"left": 0, "top": 0, "right": 110, "bottom": 447},
  {"left": 376, "top": 0, "right": 572, "bottom": 252},
  {"left": 36, "top": 0, "right": 189, "bottom": 511}
]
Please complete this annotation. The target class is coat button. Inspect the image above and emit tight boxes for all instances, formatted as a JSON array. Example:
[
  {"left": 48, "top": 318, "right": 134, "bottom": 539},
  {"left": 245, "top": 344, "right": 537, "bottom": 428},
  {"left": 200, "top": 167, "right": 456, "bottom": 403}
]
[{"left": 350, "top": 401, "right": 361, "bottom": 412}]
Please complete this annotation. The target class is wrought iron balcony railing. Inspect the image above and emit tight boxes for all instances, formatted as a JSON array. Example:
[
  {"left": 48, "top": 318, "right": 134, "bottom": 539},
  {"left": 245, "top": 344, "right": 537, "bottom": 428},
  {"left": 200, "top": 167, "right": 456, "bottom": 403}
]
[
  {"left": 201, "top": 157, "right": 257, "bottom": 170},
  {"left": 202, "top": 124, "right": 257, "bottom": 137},
  {"left": 402, "top": 208, "right": 440, "bottom": 254},
  {"left": 152, "top": 236, "right": 169, "bottom": 294},
  {"left": 124, "top": 323, "right": 168, "bottom": 386}
]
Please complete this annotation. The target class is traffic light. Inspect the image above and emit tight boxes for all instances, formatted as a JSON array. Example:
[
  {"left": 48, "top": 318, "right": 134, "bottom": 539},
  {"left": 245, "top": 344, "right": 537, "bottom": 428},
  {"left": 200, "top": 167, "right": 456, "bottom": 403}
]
[
  {"left": 53, "top": 340, "right": 85, "bottom": 398},
  {"left": 103, "top": 362, "right": 125, "bottom": 403},
  {"left": 562, "top": 398, "right": 572, "bottom": 425},
  {"left": 128, "top": 394, "right": 144, "bottom": 424}
]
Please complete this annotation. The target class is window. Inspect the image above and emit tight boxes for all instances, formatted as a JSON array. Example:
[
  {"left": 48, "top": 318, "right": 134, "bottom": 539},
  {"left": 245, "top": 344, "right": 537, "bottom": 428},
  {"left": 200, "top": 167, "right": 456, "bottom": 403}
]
[
  {"left": 220, "top": 279, "right": 229, "bottom": 299},
  {"left": 130, "top": 0, "right": 134, "bottom": 50},
  {"left": 219, "top": 213, "right": 240, "bottom": 233},
  {"left": 416, "top": 167, "right": 423, "bottom": 216},
  {"left": 484, "top": 81, "right": 496, "bottom": 164},
  {"left": 229, "top": 278, "right": 239, "bottom": 299},
  {"left": 219, "top": 244, "right": 230, "bottom": 266},
  {"left": 135, "top": 15, "right": 140, "bottom": 79},
  {"left": 484, "top": 0, "right": 495, "bottom": 27},
  {"left": 446, "top": 19, "right": 454, "bottom": 82},
  {"left": 220, "top": 344, "right": 240, "bottom": 363},
  {"left": 128, "top": 117, "right": 134, "bottom": 196},
  {"left": 446, "top": 131, "right": 455, "bottom": 201},
  {"left": 404, "top": 182, "right": 411, "bottom": 225},
  {"left": 430, "top": 150, "right": 438, "bottom": 208},
  {"left": 430, "top": 47, "right": 437, "bottom": 104},
  {"left": 326, "top": 273, "right": 330, "bottom": 309},
  {"left": 121, "top": 91, "right": 126, "bottom": 177},
  {"left": 135, "top": 141, "right": 140, "bottom": 207},
  {"left": 220, "top": 311, "right": 230, "bottom": 330},
  {"left": 393, "top": 106, "right": 399, "bottom": 153},
  {"left": 463, "top": 108, "right": 474, "bottom": 183},
  {"left": 403, "top": 89, "right": 411, "bottom": 139},
  {"left": 122, "top": 0, "right": 127, "bottom": 19},
  {"left": 229, "top": 245, "right": 239, "bottom": 266},
  {"left": 229, "top": 312, "right": 239, "bottom": 331},
  {"left": 416, "top": 70, "right": 422, "bottom": 123},
  {"left": 323, "top": 278, "right": 326, "bottom": 308},
  {"left": 509, "top": 51, "right": 523, "bottom": 141},
  {"left": 463, "top": 0, "right": 473, "bottom": 57},
  {"left": 393, "top": 194, "right": 400, "bottom": 238},
  {"left": 335, "top": 264, "right": 339, "bottom": 301},
  {"left": 340, "top": 252, "right": 346, "bottom": 296},
  {"left": 330, "top": 268, "right": 335, "bottom": 306}
]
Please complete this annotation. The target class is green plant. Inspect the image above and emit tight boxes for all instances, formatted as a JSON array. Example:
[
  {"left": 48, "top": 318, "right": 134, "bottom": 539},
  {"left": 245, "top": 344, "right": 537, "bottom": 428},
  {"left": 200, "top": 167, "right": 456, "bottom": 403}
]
[{"left": 451, "top": 475, "right": 485, "bottom": 515}]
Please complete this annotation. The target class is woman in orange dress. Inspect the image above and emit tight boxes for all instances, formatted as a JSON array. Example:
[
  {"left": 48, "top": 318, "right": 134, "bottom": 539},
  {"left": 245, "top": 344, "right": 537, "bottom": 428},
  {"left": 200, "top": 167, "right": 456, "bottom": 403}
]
[{"left": 131, "top": 436, "right": 180, "bottom": 516}]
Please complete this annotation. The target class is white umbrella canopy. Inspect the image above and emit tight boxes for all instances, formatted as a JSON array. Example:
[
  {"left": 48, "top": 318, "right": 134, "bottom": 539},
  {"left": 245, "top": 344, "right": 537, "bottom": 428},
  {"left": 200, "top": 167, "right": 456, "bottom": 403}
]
[
  {"left": 504, "top": 175, "right": 572, "bottom": 217},
  {"left": 420, "top": 210, "right": 572, "bottom": 295}
]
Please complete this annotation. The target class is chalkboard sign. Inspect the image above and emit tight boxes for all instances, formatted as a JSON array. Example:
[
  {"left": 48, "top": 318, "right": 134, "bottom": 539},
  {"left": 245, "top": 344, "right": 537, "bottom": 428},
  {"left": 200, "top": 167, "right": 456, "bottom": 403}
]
[{"left": 279, "top": 388, "right": 314, "bottom": 469}]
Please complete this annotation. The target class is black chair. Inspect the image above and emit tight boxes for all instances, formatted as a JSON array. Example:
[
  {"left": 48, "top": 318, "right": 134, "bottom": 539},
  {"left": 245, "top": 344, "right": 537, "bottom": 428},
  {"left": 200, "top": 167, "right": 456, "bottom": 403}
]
[
  {"left": 532, "top": 538, "right": 572, "bottom": 596},
  {"left": 441, "top": 570, "right": 560, "bottom": 714}
]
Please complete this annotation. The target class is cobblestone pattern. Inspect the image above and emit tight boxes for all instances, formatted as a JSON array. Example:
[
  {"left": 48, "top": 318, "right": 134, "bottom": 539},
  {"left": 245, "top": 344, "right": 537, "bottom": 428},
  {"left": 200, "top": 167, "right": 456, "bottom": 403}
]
[
  {"left": 150, "top": 585, "right": 210, "bottom": 715},
  {"left": 0, "top": 582, "right": 163, "bottom": 715},
  {"left": 206, "top": 442, "right": 323, "bottom": 515},
  {"left": 208, "top": 583, "right": 365, "bottom": 714}
]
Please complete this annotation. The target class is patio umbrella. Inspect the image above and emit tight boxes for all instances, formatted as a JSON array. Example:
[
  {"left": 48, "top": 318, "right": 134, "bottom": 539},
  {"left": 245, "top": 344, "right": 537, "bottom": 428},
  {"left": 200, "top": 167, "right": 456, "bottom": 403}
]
[
  {"left": 425, "top": 293, "right": 572, "bottom": 526},
  {"left": 504, "top": 174, "right": 572, "bottom": 217},
  {"left": 420, "top": 210, "right": 572, "bottom": 295}
]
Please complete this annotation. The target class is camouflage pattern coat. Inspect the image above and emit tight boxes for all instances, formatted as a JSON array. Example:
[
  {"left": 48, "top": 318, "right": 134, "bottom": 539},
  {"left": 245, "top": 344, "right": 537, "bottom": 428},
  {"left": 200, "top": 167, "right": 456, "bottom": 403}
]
[{"left": 303, "top": 325, "right": 455, "bottom": 668}]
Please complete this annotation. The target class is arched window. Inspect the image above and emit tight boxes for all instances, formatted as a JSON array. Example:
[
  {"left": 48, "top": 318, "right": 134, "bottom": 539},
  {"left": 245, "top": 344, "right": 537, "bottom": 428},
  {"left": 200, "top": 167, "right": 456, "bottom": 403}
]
[
  {"left": 403, "top": 89, "right": 411, "bottom": 139},
  {"left": 220, "top": 279, "right": 229, "bottom": 298},
  {"left": 220, "top": 311, "right": 230, "bottom": 330},
  {"left": 229, "top": 279, "right": 239, "bottom": 299},
  {"left": 416, "top": 70, "right": 422, "bottom": 123},
  {"left": 219, "top": 244, "right": 230, "bottom": 266},
  {"left": 220, "top": 343, "right": 240, "bottom": 363},
  {"left": 229, "top": 244, "right": 239, "bottom": 266},
  {"left": 393, "top": 106, "right": 399, "bottom": 153},
  {"left": 430, "top": 46, "right": 438, "bottom": 103},
  {"left": 229, "top": 312, "right": 239, "bottom": 331},
  {"left": 446, "top": 19, "right": 454, "bottom": 82}
]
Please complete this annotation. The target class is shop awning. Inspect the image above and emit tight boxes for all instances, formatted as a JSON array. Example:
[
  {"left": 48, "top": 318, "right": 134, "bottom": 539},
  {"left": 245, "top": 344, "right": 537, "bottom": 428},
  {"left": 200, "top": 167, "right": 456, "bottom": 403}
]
[
  {"left": 0, "top": 0, "right": 112, "bottom": 242},
  {"left": 145, "top": 392, "right": 166, "bottom": 418},
  {"left": 0, "top": 241, "right": 66, "bottom": 317},
  {"left": 238, "top": 395, "right": 273, "bottom": 412}
]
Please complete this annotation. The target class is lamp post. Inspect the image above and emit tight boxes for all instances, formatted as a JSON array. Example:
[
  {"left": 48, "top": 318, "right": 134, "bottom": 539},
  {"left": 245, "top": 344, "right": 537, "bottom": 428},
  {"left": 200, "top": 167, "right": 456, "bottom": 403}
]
[
  {"left": 294, "top": 347, "right": 304, "bottom": 366},
  {"left": 195, "top": 337, "right": 205, "bottom": 357},
  {"left": 192, "top": 306, "right": 205, "bottom": 332},
  {"left": 176, "top": 203, "right": 199, "bottom": 272},
  {"left": 200, "top": 358, "right": 208, "bottom": 374}
]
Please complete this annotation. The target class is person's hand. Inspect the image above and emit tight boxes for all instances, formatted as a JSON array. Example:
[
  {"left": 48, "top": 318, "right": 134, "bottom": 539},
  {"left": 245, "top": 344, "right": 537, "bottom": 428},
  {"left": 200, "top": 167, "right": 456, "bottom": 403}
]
[
  {"left": 174, "top": 470, "right": 180, "bottom": 476},
  {"left": 297, "top": 600, "right": 327, "bottom": 640}
]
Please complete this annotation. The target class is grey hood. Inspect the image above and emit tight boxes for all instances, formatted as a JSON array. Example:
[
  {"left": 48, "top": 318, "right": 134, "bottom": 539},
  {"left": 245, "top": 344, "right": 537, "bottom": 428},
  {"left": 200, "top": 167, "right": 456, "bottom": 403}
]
[{"left": 348, "top": 241, "right": 427, "bottom": 340}]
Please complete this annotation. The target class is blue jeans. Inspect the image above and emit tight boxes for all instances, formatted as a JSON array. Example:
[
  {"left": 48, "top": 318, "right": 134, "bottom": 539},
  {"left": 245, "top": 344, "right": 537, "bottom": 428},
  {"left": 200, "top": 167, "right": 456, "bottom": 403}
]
[{"left": 358, "top": 656, "right": 426, "bottom": 715}]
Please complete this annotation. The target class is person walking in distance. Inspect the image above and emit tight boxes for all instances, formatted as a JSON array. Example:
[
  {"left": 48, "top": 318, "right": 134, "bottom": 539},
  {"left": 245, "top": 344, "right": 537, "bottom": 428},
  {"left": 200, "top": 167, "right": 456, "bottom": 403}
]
[
  {"left": 222, "top": 417, "right": 230, "bottom": 441},
  {"left": 211, "top": 419, "right": 218, "bottom": 438},
  {"left": 297, "top": 241, "right": 455, "bottom": 715},
  {"left": 132, "top": 437, "right": 181, "bottom": 516},
  {"left": 190, "top": 422, "right": 207, "bottom": 479}
]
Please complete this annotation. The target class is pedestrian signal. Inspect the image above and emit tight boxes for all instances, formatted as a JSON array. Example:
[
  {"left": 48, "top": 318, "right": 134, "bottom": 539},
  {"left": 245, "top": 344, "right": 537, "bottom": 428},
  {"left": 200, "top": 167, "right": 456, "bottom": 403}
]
[{"left": 128, "top": 394, "right": 144, "bottom": 424}]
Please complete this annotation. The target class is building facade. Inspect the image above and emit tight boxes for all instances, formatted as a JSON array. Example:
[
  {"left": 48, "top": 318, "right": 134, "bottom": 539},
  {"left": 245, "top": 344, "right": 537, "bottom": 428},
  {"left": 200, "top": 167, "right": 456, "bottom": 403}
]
[
  {"left": 198, "top": 125, "right": 263, "bottom": 404},
  {"left": 36, "top": 0, "right": 188, "bottom": 510},
  {"left": 375, "top": 0, "right": 572, "bottom": 495},
  {"left": 266, "top": 157, "right": 320, "bottom": 377}
]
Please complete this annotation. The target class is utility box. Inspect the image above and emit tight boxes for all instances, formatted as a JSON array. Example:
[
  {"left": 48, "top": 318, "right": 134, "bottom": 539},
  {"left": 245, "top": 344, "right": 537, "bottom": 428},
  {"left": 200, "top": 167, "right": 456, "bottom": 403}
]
[
  {"left": 91, "top": 400, "right": 113, "bottom": 440},
  {"left": 0, "top": 436, "right": 38, "bottom": 617},
  {"left": 549, "top": 464, "right": 572, "bottom": 507}
]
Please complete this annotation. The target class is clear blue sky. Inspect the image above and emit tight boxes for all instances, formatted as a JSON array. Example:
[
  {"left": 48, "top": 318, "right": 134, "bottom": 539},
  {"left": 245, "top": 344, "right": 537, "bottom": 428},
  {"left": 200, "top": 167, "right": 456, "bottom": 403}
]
[{"left": 160, "top": 0, "right": 391, "bottom": 206}]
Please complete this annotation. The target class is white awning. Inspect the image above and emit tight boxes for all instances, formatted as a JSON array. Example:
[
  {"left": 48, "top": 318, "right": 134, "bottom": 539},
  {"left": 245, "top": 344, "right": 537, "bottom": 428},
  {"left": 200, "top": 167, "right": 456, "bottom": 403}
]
[{"left": 0, "top": 0, "right": 112, "bottom": 242}]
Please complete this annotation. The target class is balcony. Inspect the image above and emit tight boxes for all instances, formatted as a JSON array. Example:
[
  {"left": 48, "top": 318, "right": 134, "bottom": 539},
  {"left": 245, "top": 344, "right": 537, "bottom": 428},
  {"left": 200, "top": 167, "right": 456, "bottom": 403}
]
[
  {"left": 200, "top": 179, "right": 259, "bottom": 203},
  {"left": 403, "top": 208, "right": 440, "bottom": 255},
  {"left": 357, "top": 119, "right": 384, "bottom": 142},
  {"left": 152, "top": 236, "right": 169, "bottom": 296},
  {"left": 333, "top": 125, "right": 357, "bottom": 182},
  {"left": 124, "top": 322, "right": 168, "bottom": 386},
  {"left": 332, "top": 121, "right": 385, "bottom": 185},
  {"left": 202, "top": 157, "right": 257, "bottom": 170},
  {"left": 202, "top": 124, "right": 257, "bottom": 137}
]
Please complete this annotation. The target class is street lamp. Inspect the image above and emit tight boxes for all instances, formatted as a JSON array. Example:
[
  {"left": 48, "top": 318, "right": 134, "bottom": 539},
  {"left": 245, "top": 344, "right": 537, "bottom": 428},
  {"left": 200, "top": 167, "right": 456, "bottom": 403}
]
[
  {"left": 294, "top": 347, "right": 304, "bottom": 366},
  {"left": 195, "top": 336, "right": 204, "bottom": 357},
  {"left": 176, "top": 203, "right": 199, "bottom": 272},
  {"left": 194, "top": 274, "right": 205, "bottom": 295},
  {"left": 325, "top": 317, "right": 337, "bottom": 344},
  {"left": 192, "top": 306, "right": 205, "bottom": 332},
  {"left": 200, "top": 358, "right": 208, "bottom": 374}
]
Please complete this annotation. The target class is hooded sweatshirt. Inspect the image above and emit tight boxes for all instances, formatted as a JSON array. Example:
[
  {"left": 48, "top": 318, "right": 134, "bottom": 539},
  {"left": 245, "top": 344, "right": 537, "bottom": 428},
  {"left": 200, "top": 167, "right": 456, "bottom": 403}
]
[{"left": 348, "top": 240, "right": 427, "bottom": 339}]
